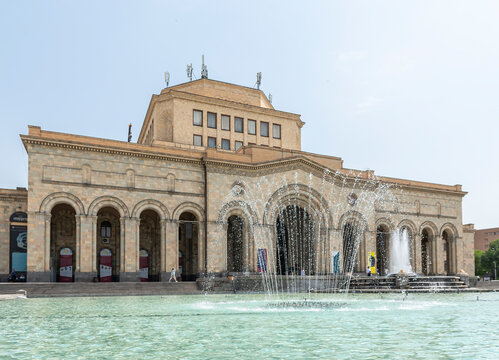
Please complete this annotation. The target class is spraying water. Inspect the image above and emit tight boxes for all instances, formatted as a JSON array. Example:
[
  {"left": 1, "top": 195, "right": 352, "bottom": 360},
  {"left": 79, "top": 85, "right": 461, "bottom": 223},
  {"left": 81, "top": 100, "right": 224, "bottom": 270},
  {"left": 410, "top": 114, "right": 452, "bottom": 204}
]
[{"left": 389, "top": 228, "right": 414, "bottom": 274}]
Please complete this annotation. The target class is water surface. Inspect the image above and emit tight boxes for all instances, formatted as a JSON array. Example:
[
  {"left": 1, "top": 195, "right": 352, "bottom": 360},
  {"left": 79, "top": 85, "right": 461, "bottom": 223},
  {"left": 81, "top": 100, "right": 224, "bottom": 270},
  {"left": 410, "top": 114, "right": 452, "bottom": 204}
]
[{"left": 1, "top": 293, "right": 498, "bottom": 359}]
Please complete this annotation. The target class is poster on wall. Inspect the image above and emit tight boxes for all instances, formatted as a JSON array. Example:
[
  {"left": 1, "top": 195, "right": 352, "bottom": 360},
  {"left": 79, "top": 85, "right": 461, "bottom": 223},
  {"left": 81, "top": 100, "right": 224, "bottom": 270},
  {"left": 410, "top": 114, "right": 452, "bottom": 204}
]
[
  {"left": 139, "top": 249, "right": 149, "bottom": 282},
  {"left": 9, "top": 212, "right": 27, "bottom": 273},
  {"left": 368, "top": 252, "right": 376, "bottom": 274},
  {"left": 257, "top": 248, "right": 267, "bottom": 273},
  {"left": 99, "top": 249, "right": 112, "bottom": 282},
  {"left": 332, "top": 251, "right": 340, "bottom": 274},
  {"left": 59, "top": 248, "right": 73, "bottom": 282}
]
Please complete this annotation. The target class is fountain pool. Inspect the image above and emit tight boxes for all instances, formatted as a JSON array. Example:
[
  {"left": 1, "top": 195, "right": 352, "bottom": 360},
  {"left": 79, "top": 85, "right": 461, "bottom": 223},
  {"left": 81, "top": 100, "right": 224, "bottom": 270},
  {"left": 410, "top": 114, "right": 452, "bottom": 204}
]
[{"left": 1, "top": 293, "right": 498, "bottom": 359}]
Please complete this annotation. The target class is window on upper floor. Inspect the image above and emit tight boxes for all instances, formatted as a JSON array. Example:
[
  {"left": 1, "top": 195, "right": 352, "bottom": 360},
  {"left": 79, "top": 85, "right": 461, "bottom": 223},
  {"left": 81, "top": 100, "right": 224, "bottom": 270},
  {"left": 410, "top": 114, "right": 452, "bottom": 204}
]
[
  {"left": 260, "top": 122, "right": 269, "bottom": 137},
  {"left": 208, "top": 137, "right": 216, "bottom": 149},
  {"left": 221, "top": 115, "right": 230, "bottom": 131},
  {"left": 235, "top": 117, "right": 243, "bottom": 133},
  {"left": 222, "top": 139, "right": 230, "bottom": 150},
  {"left": 100, "top": 221, "right": 112, "bottom": 238},
  {"left": 193, "top": 110, "right": 203, "bottom": 126},
  {"left": 235, "top": 141, "right": 243, "bottom": 151},
  {"left": 248, "top": 119, "right": 256, "bottom": 135},
  {"left": 193, "top": 135, "right": 202, "bottom": 146},
  {"left": 273, "top": 124, "right": 281, "bottom": 139},
  {"left": 208, "top": 112, "right": 217, "bottom": 128}
]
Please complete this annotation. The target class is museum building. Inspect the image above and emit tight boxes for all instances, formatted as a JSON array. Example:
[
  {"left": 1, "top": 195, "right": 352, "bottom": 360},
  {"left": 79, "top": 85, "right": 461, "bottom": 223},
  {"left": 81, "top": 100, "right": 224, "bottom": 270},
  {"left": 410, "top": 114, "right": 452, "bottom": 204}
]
[{"left": 0, "top": 77, "right": 475, "bottom": 282}]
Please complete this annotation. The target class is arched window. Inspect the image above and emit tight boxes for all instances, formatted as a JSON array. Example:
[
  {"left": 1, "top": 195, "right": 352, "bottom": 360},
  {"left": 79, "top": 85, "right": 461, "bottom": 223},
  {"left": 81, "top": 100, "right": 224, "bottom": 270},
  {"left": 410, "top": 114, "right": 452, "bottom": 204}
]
[{"left": 100, "top": 221, "right": 112, "bottom": 238}]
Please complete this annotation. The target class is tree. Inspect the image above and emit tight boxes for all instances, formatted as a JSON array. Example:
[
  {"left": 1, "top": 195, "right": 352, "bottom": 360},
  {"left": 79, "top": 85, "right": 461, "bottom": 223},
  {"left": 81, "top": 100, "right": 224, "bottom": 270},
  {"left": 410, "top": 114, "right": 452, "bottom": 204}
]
[
  {"left": 475, "top": 250, "right": 486, "bottom": 276},
  {"left": 479, "top": 239, "right": 499, "bottom": 279}
]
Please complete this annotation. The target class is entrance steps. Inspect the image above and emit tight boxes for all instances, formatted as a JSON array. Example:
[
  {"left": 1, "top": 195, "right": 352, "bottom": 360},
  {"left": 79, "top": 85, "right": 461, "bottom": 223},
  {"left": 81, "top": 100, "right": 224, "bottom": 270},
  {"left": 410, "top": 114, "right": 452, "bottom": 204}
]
[
  {"left": 0, "top": 282, "right": 201, "bottom": 298},
  {"left": 348, "top": 275, "right": 469, "bottom": 293}
]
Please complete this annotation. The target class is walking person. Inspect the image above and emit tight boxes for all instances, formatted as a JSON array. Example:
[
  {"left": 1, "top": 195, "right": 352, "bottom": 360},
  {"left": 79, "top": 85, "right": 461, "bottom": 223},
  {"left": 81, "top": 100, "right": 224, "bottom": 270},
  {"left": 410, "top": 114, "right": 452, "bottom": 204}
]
[
  {"left": 169, "top": 267, "right": 178, "bottom": 282},
  {"left": 366, "top": 265, "right": 371, "bottom": 277}
]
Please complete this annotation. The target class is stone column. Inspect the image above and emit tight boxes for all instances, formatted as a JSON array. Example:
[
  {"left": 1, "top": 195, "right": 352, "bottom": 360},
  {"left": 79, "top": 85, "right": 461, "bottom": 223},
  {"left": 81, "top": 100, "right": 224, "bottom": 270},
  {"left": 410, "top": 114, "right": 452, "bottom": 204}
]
[
  {"left": 159, "top": 219, "right": 167, "bottom": 281},
  {"left": 198, "top": 220, "right": 205, "bottom": 275},
  {"left": 75, "top": 215, "right": 96, "bottom": 282},
  {"left": 27, "top": 212, "right": 51, "bottom": 282},
  {"left": 434, "top": 235, "right": 443, "bottom": 274},
  {"left": 414, "top": 234, "right": 422, "bottom": 274},
  {"left": 164, "top": 220, "right": 177, "bottom": 278},
  {"left": 120, "top": 217, "right": 126, "bottom": 273},
  {"left": 44, "top": 213, "right": 51, "bottom": 273},
  {"left": 75, "top": 215, "right": 81, "bottom": 272},
  {"left": 91, "top": 215, "right": 98, "bottom": 273},
  {"left": 121, "top": 217, "right": 140, "bottom": 282}
]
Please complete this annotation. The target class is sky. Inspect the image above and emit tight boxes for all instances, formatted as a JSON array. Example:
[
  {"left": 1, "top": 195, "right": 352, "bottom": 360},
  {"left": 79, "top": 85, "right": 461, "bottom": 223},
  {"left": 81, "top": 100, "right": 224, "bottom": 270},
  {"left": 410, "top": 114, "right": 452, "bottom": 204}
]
[{"left": 1, "top": 1, "right": 498, "bottom": 229}]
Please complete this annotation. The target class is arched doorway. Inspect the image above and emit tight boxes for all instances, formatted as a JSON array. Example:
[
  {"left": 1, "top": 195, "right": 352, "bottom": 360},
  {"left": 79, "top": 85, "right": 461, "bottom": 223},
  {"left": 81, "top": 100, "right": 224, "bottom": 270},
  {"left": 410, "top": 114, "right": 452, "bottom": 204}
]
[
  {"left": 376, "top": 225, "right": 390, "bottom": 275},
  {"left": 97, "top": 207, "right": 121, "bottom": 281},
  {"left": 139, "top": 210, "right": 161, "bottom": 281},
  {"left": 421, "top": 228, "right": 432, "bottom": 275},
  {"left": 227, "top": 215, "right": 244, "bottom": 273},
  {"left": 442, "top": 230, "right": 454, "bottom": 275},
  {"left": 50, "top": 204, "right": 76, "bottom": 282},
  {"left": 276, "top": 205, "right": 315, "bottom": 275},
  {"left": 178, "top": 212, "right": 199, "bottom": 281}
]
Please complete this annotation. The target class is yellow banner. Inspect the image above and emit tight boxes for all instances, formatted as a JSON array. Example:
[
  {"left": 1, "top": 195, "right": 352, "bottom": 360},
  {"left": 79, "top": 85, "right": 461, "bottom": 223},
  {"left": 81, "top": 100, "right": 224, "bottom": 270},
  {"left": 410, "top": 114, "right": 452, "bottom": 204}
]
[{"left": 368, "top": 252, "right": 376, "bottom": 274}]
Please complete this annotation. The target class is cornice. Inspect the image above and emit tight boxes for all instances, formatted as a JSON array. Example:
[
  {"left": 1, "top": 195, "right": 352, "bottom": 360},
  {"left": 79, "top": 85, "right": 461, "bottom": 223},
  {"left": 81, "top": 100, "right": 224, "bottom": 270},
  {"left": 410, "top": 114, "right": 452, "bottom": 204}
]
[{"left": 21, "top": 135, "right": 466, "bottom": 197}]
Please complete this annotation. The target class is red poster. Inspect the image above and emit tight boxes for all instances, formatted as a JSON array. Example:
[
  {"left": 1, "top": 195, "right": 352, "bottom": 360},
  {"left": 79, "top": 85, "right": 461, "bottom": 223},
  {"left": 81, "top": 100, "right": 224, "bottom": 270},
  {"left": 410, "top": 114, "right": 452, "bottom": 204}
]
[
  {"left": 140, "top": 249, "right": 148, "bottom": 282},
  {"left": 59, "top": 248, "right": 73, "bottom": 282},
  {"left": 99, "top": 249, "right": 112, "bottom": 282}
]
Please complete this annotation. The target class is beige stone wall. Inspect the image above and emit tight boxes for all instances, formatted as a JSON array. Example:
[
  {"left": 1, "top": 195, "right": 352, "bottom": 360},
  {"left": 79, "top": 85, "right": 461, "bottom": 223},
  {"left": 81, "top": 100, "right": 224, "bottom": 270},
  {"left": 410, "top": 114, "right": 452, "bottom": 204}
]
[{"left": 0, "top": 188, "right": 27, "bottom": 279}]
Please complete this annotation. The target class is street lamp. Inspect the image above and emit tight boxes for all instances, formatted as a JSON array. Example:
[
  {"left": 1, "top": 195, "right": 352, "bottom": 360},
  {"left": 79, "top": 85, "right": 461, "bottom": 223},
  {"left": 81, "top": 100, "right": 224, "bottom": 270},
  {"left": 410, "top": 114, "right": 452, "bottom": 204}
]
[{"left": 494, "top": 261, "right": 497, "bottom": 280}]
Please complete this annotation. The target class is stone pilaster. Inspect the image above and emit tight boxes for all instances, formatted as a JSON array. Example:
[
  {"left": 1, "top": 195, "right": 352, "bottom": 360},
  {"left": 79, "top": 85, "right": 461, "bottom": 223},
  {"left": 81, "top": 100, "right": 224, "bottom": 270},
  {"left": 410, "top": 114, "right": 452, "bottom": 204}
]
[
  {"left": 414, "top": 234, "right": 422, "bottom": 274},
  {"left": 27, "top": 212, "right": 50, "bottom": 282}
]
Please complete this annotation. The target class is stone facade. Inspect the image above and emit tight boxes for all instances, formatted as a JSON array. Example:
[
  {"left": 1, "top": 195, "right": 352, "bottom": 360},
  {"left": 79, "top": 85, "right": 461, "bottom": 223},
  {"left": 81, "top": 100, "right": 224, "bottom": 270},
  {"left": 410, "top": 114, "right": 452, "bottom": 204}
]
[{"left": 0, "top": 78, "right": 475, "bottom": 282}]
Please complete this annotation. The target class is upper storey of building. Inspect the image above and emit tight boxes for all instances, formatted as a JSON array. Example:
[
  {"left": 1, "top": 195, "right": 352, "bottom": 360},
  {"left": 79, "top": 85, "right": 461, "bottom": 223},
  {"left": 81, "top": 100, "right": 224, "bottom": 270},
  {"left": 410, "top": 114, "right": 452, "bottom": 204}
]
[{"left": 137, "top": 79, "right": 304, "bottom": 151}]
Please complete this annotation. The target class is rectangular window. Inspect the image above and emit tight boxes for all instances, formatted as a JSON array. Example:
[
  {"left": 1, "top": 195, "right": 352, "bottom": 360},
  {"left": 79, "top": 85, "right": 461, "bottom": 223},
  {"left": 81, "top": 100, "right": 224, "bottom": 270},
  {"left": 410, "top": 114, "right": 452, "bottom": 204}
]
[
  {"left": 235, "top": 117, "right": 243, "bottom": 133},
  {"left": 193, "top": 135, "right": 202, "bottom": 146},
  {"left": 222, "top": 139, "right": 230, "bottom": 150},
  {"left": 248, "top": 142, "right": 256, "bottom": 146},
  {"left": 235, "top": 141, "right": 243, "bottom": 150},
  {"left": 273, "top": 124, "right": 281, "bottom": 139},
  {"left": 208, "top": 112, "right": 217, "bottom": 128},
  {"left": 221, "top": 115, "right": 230, "bottom": 131},
  {"left": 208, "top": 136, "right": 216, "bottom": 149},
  {"left": 248, "top": 119, "right": 256, "bottom": 135},
  {"left": 193, "top": 110, "right": 203, "bottom": 126},
  {"left": 260, "top": 121, "right": 269, "bottom": 137}
]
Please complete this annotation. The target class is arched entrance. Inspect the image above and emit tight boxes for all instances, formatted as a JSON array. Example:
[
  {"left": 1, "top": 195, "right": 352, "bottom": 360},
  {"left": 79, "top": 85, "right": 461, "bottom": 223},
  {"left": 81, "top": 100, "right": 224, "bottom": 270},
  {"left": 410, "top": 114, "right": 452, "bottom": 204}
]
[
  {"left": 178, "top": 212, "right": 199, "bottom": 281},
  {"left": 50, "top": 204, "right": 76, "bottom": 282},
  {"left": 376, "top": 225, "right": 390, "bottom": 276},
  {"left": 227, "top": 215, "right": 244, "bottom": 273},
  {"left": 97, "top": 207, "right": 121, "bottom": 281},
  {"left": 275, "top": 205, "right": 315, "bottom": 275},
  {"left": 139, "top": 210, "right": 161, "bottom": 281},
  {"left": 421, "top": 228, "right": 432, "bottom": 275}
]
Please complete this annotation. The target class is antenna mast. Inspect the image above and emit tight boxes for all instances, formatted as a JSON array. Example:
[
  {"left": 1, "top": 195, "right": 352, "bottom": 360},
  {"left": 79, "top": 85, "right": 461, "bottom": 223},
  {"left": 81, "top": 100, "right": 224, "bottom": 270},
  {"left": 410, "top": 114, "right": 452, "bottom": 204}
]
[
  {"left": 164, "top": 72, "right": 170, "bottom": 87},
  {"left": 256, "top": 72, "right": 262, "bottom": 89},
  {"left": 201, "top": 55, "right": 208, "bottom": 79},
  {"left": 186, "top": 63, "right": 193, "bottom": 81}
]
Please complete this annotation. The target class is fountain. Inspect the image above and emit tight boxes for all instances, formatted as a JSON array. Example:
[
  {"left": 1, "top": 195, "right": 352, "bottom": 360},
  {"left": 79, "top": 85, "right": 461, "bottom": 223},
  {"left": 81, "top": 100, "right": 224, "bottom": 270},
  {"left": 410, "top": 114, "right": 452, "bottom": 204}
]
[
  {"left": 389, "top": 228, "right": 414, "bottom": 275},
  {"left": 214, "top": 168, "right": 402, "bottom": 306}
]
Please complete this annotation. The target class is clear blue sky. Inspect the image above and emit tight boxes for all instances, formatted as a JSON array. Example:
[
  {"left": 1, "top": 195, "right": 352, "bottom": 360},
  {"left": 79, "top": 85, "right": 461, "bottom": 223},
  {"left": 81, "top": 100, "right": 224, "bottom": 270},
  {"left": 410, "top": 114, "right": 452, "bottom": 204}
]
[{"left": 1, "top": 1, "right": 498, "bottom": 229}]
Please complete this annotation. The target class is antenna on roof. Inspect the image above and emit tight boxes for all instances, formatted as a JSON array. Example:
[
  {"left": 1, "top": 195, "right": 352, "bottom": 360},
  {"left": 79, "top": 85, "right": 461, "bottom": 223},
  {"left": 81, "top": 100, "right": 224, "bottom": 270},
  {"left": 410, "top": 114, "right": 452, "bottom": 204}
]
[
  {"left": 256, "top": 72, "right": 262, "bottom": 89},
  {"left": 268, "top": 93, "right": 272, "bottom": 104},
  {"left": 186, "top": 64, "right": 193, "bottom": 81},
  {"left": 201, "top": 55, "right": 208, "bottom": 79},
  {"left": 128, "top": 123, "right": 132, "bottom": 142},
  {"left": 165, "top": 72, "right": 170, "bottom": 87}
]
